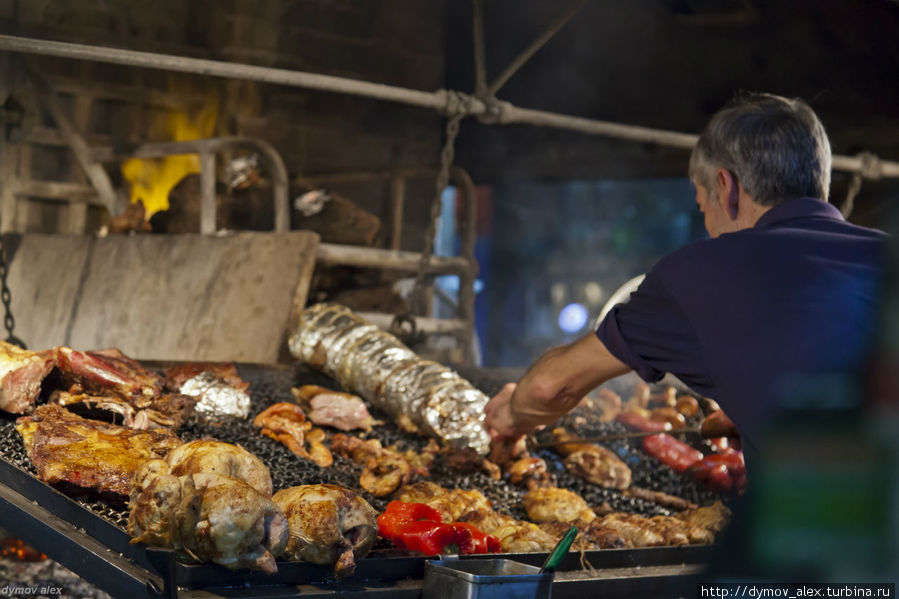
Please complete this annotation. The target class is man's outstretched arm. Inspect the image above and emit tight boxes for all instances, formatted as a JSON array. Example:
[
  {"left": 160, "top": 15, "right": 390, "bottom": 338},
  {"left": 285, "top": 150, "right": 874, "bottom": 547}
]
[{"left": 484, "top": 332, "right": 631, "bottom": 438}]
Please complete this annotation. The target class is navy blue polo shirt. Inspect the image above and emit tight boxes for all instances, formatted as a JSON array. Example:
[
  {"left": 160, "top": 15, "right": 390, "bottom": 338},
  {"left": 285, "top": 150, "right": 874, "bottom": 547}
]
[{"left": 597, "top": 197, "right": 887, "bottom": 447}]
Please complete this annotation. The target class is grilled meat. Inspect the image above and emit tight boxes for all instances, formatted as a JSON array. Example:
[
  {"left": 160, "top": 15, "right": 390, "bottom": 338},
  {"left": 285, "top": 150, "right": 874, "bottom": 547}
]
[
  {"left": 0, "top": 342, "right": 56, "bottom": 414},
  {"left": 273, "top": 484, "right": 377, "bottom": 578},
  {"left": 164, "top": 362, "right": 249, "bottom": 393},
  {"left": 582, "top": 521, "right": 631, "bottom": 549},
  {"left": 675, "top": 501, "right": 731, "bottom": 543},
  {"left": 648, "top": 515, "right": 690, "bottom": 546},
  {"left": 508, "top": 457, "right": 553, "bottom": 488},
  {"left": 623, "top": 486, "right": 697, "bottom": 511},
  {"left": 441, "top": 447, "right": 502, "bottom": 481},
  {"left": 331, "top": 433, "right": 411, "bottom": 497},
  {"left": 393, "top": 481, "right": 492, "bottom": 523},
  {"left": 291, "top": 385, "right": 375, "bottom": 432},
  {"left": 15, "top": 404, "right": 181, "bottom": 502},
  {"left": 537, "top": 521, "right": 598, "bottom": 551},
  {"left": 595, "top": 513, "right": 666, "bottom": 548},
  {"left": 50, "top": 390, "right": 196, "bottom": 430},
  {"left": 459, "top": 510, "right": 557, "bottom": 553},
  {"left": 523, "top": 487, "right": 597, "bottom": 526},
  {"left": 164, "top": 439, "right": 273, "bottom": 497},
  {"left": 253, "top": 403, "right": 333, "bottom": 468},
  {"left": 56, "top": 347, "right": 163, "bottom": 405},
  {"left": 128, "top": 470, "right": 288, "bottom": 573},
  {"left": 552, "top": 428, "right": 632, "bottom": 489}
]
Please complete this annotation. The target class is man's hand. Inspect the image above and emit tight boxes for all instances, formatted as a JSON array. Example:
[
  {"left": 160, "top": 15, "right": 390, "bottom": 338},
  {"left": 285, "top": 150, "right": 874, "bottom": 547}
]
[{"left": 484, "top": 382, "right": 521, "bottom": 439}]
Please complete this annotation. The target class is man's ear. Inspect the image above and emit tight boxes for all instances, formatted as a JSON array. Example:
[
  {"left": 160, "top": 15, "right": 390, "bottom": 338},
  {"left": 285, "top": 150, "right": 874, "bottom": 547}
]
[{"left": 716, "top": 168, "right": 740, "bottom": 220}]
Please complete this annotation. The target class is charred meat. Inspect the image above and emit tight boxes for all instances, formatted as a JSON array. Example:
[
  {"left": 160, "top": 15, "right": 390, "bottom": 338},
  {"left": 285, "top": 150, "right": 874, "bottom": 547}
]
[
  {"left": 331, "top": 433, "right": 411, "bottom": 497},
  {"left": 15, "top": 404, "right": 181, "bottom": 502},
  {"left": 164, "top": 439, "right": 274, "bottom": 498},
  {"left": 0, "top": 342, "right": 56, "bottom": 414},
  {"left": 56, "top": 347, "right": 163, "bottom": 405}
]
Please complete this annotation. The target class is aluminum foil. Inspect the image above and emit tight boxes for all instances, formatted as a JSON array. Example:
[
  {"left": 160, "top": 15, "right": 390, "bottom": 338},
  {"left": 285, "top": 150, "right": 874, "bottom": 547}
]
[
  {"left": 289, "top": 303, "right": 492, "bottom": 454},
  {"left": 180, "top": 372, "right": 252, "bottom": 420}
]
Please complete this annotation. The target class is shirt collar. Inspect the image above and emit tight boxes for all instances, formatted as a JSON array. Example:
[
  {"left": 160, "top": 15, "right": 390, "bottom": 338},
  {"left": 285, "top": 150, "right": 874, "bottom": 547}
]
[{"left": 754, "top": 197, "right": 845, "bottom": 230}]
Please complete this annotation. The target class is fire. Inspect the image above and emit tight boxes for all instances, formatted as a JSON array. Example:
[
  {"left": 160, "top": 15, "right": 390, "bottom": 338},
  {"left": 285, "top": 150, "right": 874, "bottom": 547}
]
[
  {"left": 121, "top": 100, "right": 218, "bottom": 218},
  {"left": 0, "top": 538, "right": 47, "bottom": 561}
]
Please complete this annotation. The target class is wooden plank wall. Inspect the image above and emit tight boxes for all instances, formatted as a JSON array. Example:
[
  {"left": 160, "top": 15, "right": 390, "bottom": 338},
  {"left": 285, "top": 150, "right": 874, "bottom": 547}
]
[{"left": 5, "top": 230, "right": 318, "bottom": 363}]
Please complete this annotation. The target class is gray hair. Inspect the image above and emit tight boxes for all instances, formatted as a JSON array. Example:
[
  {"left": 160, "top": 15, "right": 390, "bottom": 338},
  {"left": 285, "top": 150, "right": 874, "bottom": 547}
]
[{"left": 689, "top": 93, "right": 832, "bottom": 206}]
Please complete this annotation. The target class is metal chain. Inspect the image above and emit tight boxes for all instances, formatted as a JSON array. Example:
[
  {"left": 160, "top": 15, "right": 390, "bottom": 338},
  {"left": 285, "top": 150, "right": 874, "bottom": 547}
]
[
  {"left": 391, "top": 93, "right": 470, "bottom": 343},
  {"left": 0, "top": 234, "right": 24, "bottom": 348}
]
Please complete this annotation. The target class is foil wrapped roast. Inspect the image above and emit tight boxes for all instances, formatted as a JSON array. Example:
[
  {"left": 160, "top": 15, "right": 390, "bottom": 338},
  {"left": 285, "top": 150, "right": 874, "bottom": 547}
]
[{"left": 289, "top": 303, "right": 491, "bottom": 455}]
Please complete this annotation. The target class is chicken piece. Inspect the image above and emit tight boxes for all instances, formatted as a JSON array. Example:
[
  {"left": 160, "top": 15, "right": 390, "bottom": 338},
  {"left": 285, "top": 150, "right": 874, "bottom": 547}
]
[
  {"left": 537, "top": 521, "right": 598, "bottom": 552},
  {"left": 331, "top": 433, "right": 413, "bottom": 497},
  {"left": 254, "top": 403, "right": 333, "bottom": 468},
  {"left": 488, "top": 435, "right": 529, "bottom": 466},
  {"left": 523, "top": 487, "right": 597, "bottom": 526},
  {"left": 164, "top": 362, "right": 249, "bottom": 393},
  {"left": 397, "top": 438, "right": 440, "bottom": 478},
  {"left": 291, "top": 385, "right": 375, "bottom": 432},
  {"left": 564, "top": 449, "right": 632, "bottom": 490},
  {"left": 460, "top": 510, "right": 558, "bottom": 553},
  {"left": 273, "top": 484, "right": 377, "bottom": 578},
  {"left": 508, "top": 457, "right": 553, "bottom": 488},
  {"left": 0, "top": 342, "right": 56, "bottom": 414},
  {"left": 15, "top": 404, "right": 181, "bottom": 503},
  {"left": 305, "top": 428, "right": 334, "bottom": 468},
  {"left": 583, "top": 520, "right": 631, "bottom": 549},
  {"left": 595, "top": 513, "right": 666, "bottom": 548},
  {"left": 649, "top": 515, "right": 690, "bottom": 546},
  {"left": 393, "top": 481, "right": 493, "bottom": 522},
  {"left": 164, "top": 440, "right": 273, "bottom": 497},
  {"left": 676, "top": 501, "right": 731, "bottom": 543},
  {"left": 551, "top": 428, "right": 632, "bottom": 489},
  {"left": 128, "top": 471, "right": 288, "bottom": 573},
  {"left": 56, "top": 347, "right": 163, "bottom": 405}
]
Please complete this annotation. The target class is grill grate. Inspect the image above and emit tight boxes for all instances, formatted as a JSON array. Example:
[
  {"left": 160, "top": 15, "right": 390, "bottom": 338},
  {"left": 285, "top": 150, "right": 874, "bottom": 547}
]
[{"left": 0, "top": 363, "right": 725, "bottom": 542}]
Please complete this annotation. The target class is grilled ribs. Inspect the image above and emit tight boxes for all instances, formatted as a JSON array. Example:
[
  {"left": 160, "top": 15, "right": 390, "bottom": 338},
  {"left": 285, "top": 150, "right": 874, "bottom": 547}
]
[{"left": 15, "top": 404, "right": 182, "bottom": 502}]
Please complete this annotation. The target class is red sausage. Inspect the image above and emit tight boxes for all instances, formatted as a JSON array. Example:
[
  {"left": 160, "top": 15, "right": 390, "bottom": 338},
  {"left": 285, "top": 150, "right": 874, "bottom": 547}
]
[
  {"left": 641, "top": 433, "right": 703, "bottom": 473},
  {"left": 617, "top": 411, "right": 672, "bottom": 433}
]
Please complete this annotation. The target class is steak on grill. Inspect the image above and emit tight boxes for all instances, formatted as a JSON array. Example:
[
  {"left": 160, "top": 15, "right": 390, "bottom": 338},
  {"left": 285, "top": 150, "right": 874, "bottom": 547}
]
[{"left": 14, "top": 404, "right": 182, "bottom": 502}]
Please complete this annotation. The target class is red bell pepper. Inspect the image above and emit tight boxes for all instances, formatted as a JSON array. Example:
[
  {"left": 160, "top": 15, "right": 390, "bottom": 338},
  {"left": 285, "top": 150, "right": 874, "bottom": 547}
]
[
  {"left": 642, "top": 433, "right": 703, "bottom": 473},
  {"left": 453, "top": 522, "right": 501, "bottom": 554},
  {"left": 377, "top": 501, "right": 500, "bottom": 555}
]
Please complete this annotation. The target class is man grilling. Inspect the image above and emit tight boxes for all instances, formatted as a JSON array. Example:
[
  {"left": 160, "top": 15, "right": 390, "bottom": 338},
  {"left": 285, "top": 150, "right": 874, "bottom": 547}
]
[{"left": 484, "top": 93, "right": 887, "bottom": 460}]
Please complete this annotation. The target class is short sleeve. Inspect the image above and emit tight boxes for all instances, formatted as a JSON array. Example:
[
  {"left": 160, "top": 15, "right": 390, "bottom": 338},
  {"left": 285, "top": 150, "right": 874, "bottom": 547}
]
[{"left": 596, "top": 270, "right": 714, "bottom": 392}]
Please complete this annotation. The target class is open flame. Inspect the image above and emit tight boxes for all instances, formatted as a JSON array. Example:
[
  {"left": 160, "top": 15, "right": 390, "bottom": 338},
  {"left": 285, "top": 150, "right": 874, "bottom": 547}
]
[{"left": 121, "top": 101, "right": 218, "bottom": 218}]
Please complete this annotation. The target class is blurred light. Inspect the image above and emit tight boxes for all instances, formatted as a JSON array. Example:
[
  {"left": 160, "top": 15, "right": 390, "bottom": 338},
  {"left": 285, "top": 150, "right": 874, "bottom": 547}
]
[
  {"left": 551, "top": 283, "right": 566, "bottom": 305},
  {"left": 558, "top": 302, "right": 588, "bottom": 333},
  {"left": 584, "top": 282, "right": 603, "bottom": 304},
  {"left": 474, "top": 279, "right": 485, "bottom": 294}
]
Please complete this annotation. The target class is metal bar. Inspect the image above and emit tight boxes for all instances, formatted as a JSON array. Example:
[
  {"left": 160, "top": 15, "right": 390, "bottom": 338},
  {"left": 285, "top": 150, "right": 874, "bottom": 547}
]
[
  {"left": 0, "top": 34, "right": 469, "bottom": 113},
  {"left": 0, "top": 480, "right": 162, "bottom": 599},
  {"left": 199, "top": 150, "right": 216, "bottom": 235},
  {"left": 316, "top": 242, "right": 469, "bottom": 274},
  {"left": 473, "top": 0, "right": 488, "bottom": 96},
  {"left": 27, "top": 66, "right": 119, "bottom": 214},
  {"left": 2, "top": 34, "right": 896, "bottom": 178},
  {"left": 486, "top": 0, "right": 588, "bottom": 96},
  {"left": 389, "top": 175, "right": 406, "bottom": 250}
]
